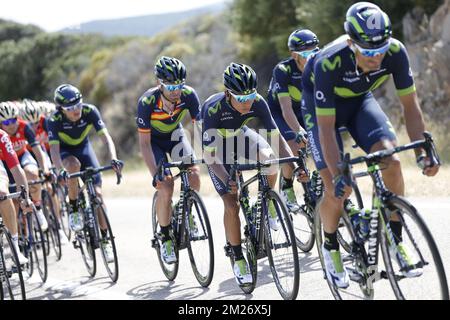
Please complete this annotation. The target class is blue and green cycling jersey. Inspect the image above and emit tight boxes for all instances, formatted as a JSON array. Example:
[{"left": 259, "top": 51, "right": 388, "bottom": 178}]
[
  {"left": 267, "top": 57, "right": 304, "bottom": 118},
  {"left": 199, "top": 92, "right": 279, "bottom": 153},
  {"left": 47, "top": 104, "right": 106, "bottom": 148},
  {"left": 136, "top": 85, "right": 200, "bottom": 138},
  {"left": 302, "top": 35, "right": 416, "bottom": 116}
]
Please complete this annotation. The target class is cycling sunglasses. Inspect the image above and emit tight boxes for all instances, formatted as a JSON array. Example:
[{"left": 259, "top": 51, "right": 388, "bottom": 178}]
[
  {"left": 62, "top": 102, "right": 83, "bottom": 111},
  {"left": 294, "top": 47, "right": 320, "bottom": 59},
  {"left": 1, "top": 118, "right": 17, "bottom": 126},
  {"left": 159, "top": 80, "right": 185, "bottom": 92},
  {"left": 353, "top": 41, "right": 390, "bottom": 57},
  {"left": 229, "top": 90, "right": 257, "bottom": 103}
]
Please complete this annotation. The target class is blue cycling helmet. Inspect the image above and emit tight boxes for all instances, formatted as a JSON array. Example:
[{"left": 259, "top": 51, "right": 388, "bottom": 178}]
[
  {"left": 54, "top": 84, "right": 82, "bottom": 107},
  {"left": 287, "top": 29, "right": 319, "bottom": 51},
  {"left": 344, "top": 2, "right": 392, "bottom": 49},
  {"left": 154, "top": 56, "right": 186, "bottom": 84},
  {"left": 223, "top": 63, "right": 257, "bottom": 95}
]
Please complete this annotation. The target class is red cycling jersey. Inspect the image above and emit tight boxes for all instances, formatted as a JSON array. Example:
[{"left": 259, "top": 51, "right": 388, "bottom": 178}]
[
  {"left": 26, "top": 116, "right": 50, "bottom": 152},
  {"left": 8, "top": 119, "right": 39, "bottom": 157},
  {"left": 0, "top": 129, "right": 20, "bottom": 169}
]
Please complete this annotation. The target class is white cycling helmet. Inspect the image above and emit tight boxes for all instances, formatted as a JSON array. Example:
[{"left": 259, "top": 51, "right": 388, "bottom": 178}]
[
  {"left": 0, "top": 101, "right": 19, "bottom": 121},
  {"left": 21, "top": 99, "right": 42, "bottom": 123}
]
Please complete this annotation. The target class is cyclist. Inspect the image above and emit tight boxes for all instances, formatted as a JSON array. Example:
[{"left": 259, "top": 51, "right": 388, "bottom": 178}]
[
  {"left": 0, "top": 101, "right": 49, "bottom": 232},
  {"left": 0, "top": 127, "right": 33, "bottom": 264},
  {"left": 137, "top": 56, "right": 201, "bottom": 265},
  {"left": 301, "top": 2, "right": 439, "bottom": 288},
  {"left": 48, "top": 84, "right": 123, "bottom": 262},
  {"left": 199, "top": 62, "right": 295, "bottom": 286},
  {"left": 20, "top": 100, "right": 68, "bottom": 243},
  {"left": 267, "top": 29, "right": 320, "bottom": 212}
]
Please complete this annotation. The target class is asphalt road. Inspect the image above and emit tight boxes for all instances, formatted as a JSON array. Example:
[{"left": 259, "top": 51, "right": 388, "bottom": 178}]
[{"left": 23, "top": 196, "right": 450, "bottom": 300}]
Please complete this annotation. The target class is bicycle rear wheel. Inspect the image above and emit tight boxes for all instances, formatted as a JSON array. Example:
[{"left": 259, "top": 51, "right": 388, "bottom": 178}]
[
  {"left": 29, "top": 211, "right": 48, "bottom": 283},
  {"left": 264, "top": 190, "right": 299, "bottom": 300},
  {"left": 315, "top": 209, "right": 374, "bottom": 300},
  {"left": 380, "top": 196, "right": 449, "bottom": 300},
  {"left": 152, "top": 191, "right": 179, "bottom": 281},
  {"left": 185, "top": 190, "right": 214, "bottom": 287},
  {"left": 96, "top": 204, "right": 119, "bottom": 282},
  {"left": 0, "top": 228, "right": 26, "bottom": 300}
]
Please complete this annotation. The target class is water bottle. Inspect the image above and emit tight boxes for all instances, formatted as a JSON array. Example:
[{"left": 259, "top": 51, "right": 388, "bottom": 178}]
[
  {"left": 358, "top": 209, "right": 372, "bottom": 240},
  {"left": 347, "top": 206, "right": 361, "bottom": 234}
]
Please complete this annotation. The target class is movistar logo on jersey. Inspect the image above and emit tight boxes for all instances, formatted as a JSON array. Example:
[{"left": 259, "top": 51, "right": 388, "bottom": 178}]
[
  {"left": 208, "top": 101, "right": 221, "bottom": 117},
  {"left": 143, "top": 95, "right": 156, "bottom": 105},
  {"left": 321, "top": 56, "right": 342, "bottom": 72}
]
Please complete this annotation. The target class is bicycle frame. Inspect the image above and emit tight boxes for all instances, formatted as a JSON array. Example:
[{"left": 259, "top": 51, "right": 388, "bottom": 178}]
[
  {"left": 160, "top": 159, "right": 207, "bottom": 250},
  {"left": 341, "top": 132, "right": 439, "bottom": 281}
]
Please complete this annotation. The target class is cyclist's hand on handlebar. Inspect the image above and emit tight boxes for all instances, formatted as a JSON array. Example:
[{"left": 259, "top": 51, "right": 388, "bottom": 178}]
[
  {"left": 20, "top": 196, "right": 33, "bottom": 213},
  {"left": 295, "top": 130, "right": 308, "bottom": 149},
  {"left": 57, "top": 168, "right": 68, "bottom": 184},
  {"left": 152, "top": 168, "right": 172, "bottom": 188},
  {"left": 111, "top": 159, "right": 123, "bottom": 174},
  {"left": 417, "top": 154, "right": 440, "bottom": 177}
]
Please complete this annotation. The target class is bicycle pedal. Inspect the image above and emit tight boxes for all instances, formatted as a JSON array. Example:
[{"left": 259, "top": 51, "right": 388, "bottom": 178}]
[
  {"left": 151, "top": 238, "right": 159, "bottom": 249},
  {"left": 72, "top": 240, "right": 80, "bottom": 249},
  {"left": 347, "top": 267, "right": 363, "bottom": 282}
]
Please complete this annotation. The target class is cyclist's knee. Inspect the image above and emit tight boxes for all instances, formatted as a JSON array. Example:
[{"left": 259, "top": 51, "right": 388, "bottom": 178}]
[
  {"left": 158, "top": 181, "right": 174, "bottom": 197},
  {"left": 24, "top": 165, "right": 38, "bottom": 180},
  {"left": 63, "top": 156, "right": 81, "bottom": 172},
  {"left": 384, "top": 155, "right": 402, "bottom": 173}
]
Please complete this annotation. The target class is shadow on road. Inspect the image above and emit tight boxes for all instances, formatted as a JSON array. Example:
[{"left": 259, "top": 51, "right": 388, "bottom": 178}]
[
  {"left": 126, "top": 280, "right": 210, "bottom": 300},
  {"left": 28, "top": 276, "right": 116, "bottom": 300}
]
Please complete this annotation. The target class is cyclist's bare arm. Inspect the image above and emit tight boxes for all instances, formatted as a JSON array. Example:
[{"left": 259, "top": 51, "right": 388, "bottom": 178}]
[
  {"left": 32, "top": 144, "right": 49, "bottom": 174},
  {"left": 138, "top": 131, "right": 158, "bottom": 177},
  {"left": 99, "top": 129, "right": 118, "bottom": 161},
  {"left": 50, "top": 143, "right": 64, "bottom": 172},
  {"left": 279, "top": 96, "right": 304, "bottom": 133}
]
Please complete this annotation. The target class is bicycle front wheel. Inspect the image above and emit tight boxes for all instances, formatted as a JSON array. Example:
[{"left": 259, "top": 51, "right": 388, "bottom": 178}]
[
  {"left": 76, "top": 200, "right": 97, "bottom": 277},
  {"left": 0, "top": 228, "right": 26, "bottom": 300},
  {"left": 29, "top": 212, "right": 48, "bottom": 283},
  {"left": 152, "top": 191, "right": 179, "bottom": 281},
  {"left": 380, "top": 196, "right": 449, "bottom": 300},
  {"left": 96, "top": 204, "right": 119, "bottom": 282},
  {"left": 185, "top": 190, "right": 214, "bottom": 287},
  {"left": 264, "top": 190, "right": 299, "bottom": 300},
  {"left": 42, "top": 189, "right": 62, "bottom": 260},
  {"left": 56, "top": 185, "right": 71, "bottom": 241}
]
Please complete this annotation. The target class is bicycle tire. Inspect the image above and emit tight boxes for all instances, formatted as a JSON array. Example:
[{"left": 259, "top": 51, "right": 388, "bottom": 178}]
[
  {"left": 77, "top": 191, "right": 97, "bottom": 278},
  {"left": 96, "top": 204, "right": 119, "bottom": 282},
  {"left": 264, "top": 190, "right": 300, "bottom": 300},
  {"left": 56, "top": 185, "right": 71, "bottom": 241},
  {"left": 315, "top": 210, "right": 374, "bottom": 300},
  {"left": 0, "top": 228, "right": 26, "bottom": 300},
  {"left": 379, "top": 195, "right": 449, "bottom": 300},
  {"left": 278, "top": 174, "right": 315, "bottom": 252},
  {"left": 29, "top": 211, "right": 48, "bottom": 283},
  {"left": 42, "top": 189, "right": 62, "bottom": 260},
  {"left": 152, "top": 191, "right": 179, "bottom": 281},
  {"left": 185, "top": 190, "right": 214, "bottom": 287}
]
